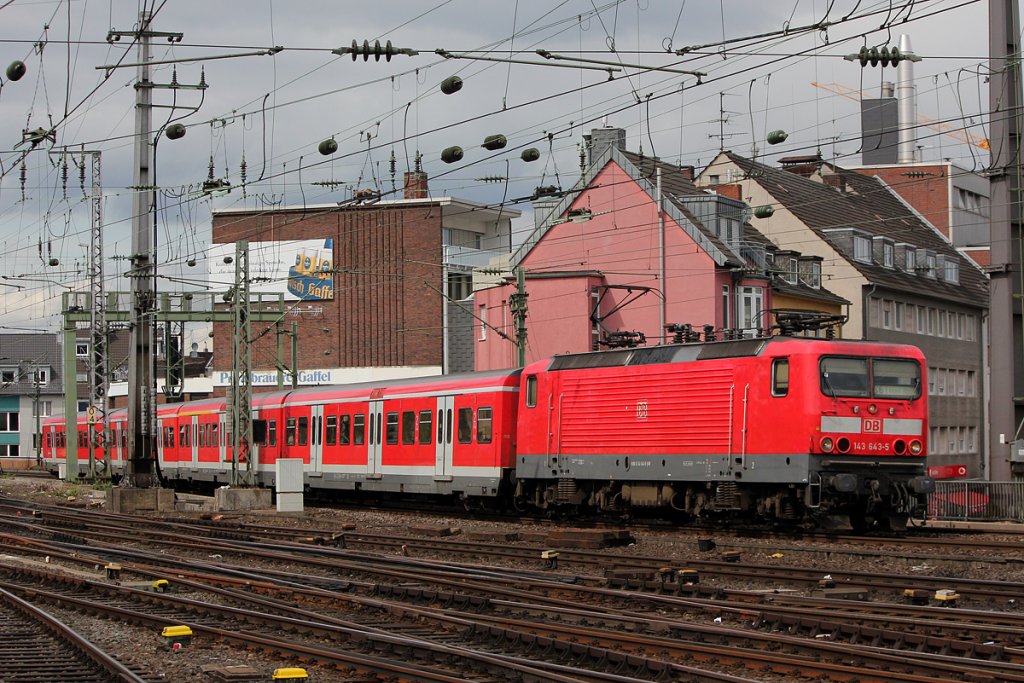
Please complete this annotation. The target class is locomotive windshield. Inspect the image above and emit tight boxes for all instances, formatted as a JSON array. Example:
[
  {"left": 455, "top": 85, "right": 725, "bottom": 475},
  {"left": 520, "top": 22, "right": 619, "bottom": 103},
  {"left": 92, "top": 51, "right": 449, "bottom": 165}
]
[{"left": 820, "top": 356, "right": 921, "bottom": 400}]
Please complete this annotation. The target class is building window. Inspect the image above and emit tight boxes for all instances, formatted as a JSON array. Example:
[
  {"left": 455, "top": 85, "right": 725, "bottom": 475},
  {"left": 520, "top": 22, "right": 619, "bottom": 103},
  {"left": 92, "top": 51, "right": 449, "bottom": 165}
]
[
  {"left": 926, "top": 253, "right": 937, "bottom": 278},
  {"left": 853, "top": 235, "right": 872, "bottom": 263},
  {"left": 882, "top": 300, "right": 893, "bottom": 329},
  {"left": 32, "top": 401, "right": 52, "bottom": 418},
  {"left": 0, "top": 412, "right": 18, "bottom": 432},
  {"left": 944, "top": 259, "right": 959, "bottom": 284},
  {"left": 721, "top": 285, "right": 730, "bottom": 328},
  {"left": 32, "top": 368, "right": 48, "bottom": 386},
  {"left": 446, "top": 271, "right": 472, "bottom": 301},
  {"left": 883, "top": 242, "right": 894, "bottom": 268},
  {"left": 736, "top": 286, "right": 764, "bottom": 337},
  {"left": 955, "top": 187, "right": 987, "bottom": 214},
  {"left": 0, "top": 369, "right": 14, "bottom": 384},
  {"left": 75, "top": 342, "right": 89, "bottom": 356},
  {"left": 478, "top": 305, "right": 487, "bottom": 341},
  {"left": 894, "top": 302, "right": 903, "bottom": 330},
  {"left": 805, "top": 261, "right": 821, "bottom": 289},
  {"left": 905, "top": 249, "right": 917, "bottom": 273}
]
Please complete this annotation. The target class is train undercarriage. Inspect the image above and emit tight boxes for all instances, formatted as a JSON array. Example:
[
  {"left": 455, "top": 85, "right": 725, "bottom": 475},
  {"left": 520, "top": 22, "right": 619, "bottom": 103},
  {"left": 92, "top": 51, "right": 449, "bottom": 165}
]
[{"left": 514, "top": 475, "right": 931, "bottom": 531}]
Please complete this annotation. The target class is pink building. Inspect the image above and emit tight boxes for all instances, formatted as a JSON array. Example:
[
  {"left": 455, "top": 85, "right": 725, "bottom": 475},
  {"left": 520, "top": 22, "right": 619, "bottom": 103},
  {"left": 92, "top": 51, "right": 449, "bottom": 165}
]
[{"left": 474, "top": 138, "right": 837, "bottom": 371}]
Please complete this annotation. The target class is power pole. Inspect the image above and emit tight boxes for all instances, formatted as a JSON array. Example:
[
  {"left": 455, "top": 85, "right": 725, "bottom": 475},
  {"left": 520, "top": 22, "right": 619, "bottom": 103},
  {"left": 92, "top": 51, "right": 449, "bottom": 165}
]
[
  {"left": 508, "top": 267, "right": 529, "bottom": 367},
  {"left": 33, "top": 369, "right": 40, "bottom": 468},
  {"left": 87, "top": 150, "right": 107, "bottom": 479},
  {"left": 230, "top": 241, "right": 253, "bottom": 486},
  {"left": 987, "top": 0, "right": 1024, "bottom": 480},
  {"left": 113, "top": 12, "right": 183, "bottom": 488}
]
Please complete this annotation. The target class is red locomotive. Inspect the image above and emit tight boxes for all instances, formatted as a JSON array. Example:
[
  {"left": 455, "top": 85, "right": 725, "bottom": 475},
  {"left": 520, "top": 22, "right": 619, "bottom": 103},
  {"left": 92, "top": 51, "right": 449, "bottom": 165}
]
[{"left": 43, "top": 334, "right": 932, "bottom": 529}]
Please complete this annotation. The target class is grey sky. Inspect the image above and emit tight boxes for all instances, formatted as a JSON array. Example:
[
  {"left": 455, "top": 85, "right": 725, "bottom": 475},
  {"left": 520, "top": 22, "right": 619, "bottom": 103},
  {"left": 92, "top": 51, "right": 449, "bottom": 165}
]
[{"left": 0, "top": 0, "right": 995, "bottom": 331}]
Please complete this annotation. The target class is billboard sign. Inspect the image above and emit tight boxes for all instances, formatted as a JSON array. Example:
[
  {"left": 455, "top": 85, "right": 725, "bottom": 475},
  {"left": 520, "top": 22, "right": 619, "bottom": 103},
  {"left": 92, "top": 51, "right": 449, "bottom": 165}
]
[{"left": 209, "top": 239, "right": 334, "bottom": 301}]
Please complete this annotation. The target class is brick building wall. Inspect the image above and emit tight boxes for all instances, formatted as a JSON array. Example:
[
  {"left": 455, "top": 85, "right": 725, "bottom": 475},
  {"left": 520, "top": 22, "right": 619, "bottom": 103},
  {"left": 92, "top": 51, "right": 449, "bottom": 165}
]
[{"left": 211, "top": 204, "right": 444, "bottom": 374}]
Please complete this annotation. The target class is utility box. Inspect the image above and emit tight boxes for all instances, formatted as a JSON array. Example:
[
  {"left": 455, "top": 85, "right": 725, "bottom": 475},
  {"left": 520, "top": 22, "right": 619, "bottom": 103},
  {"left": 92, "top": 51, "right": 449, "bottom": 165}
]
[{"left": 275, "top": 458, "right": 304, "bottom": 513}]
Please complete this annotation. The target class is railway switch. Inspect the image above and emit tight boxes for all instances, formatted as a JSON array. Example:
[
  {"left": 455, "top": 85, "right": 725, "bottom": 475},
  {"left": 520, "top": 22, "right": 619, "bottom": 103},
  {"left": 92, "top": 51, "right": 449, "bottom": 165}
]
[
  {"left": 161, "top": 625, "right": 193, "bottom": 649},
  {"left": 272, "top": 667, "right": 309, "bottom": 680},
  {"left": 541, "top": 550, "right": 560, "bottom": 569},
  {"left": 934, "top": 589, "right": 960, "bottom": 607},
  {"left": 678, "top": 569, "right": 700, "bottom": 585}
]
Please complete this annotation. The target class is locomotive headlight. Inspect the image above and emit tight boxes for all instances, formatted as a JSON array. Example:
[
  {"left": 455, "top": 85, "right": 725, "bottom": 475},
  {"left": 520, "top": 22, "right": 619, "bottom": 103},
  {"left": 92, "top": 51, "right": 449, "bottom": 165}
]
[
  {"left": 821, "top": 437, "right": 835, "bottom": 453},
  {"left": 909, "top": 439, "right": 923, "bottom": 455},
  {"left": 852, "top": 405, "right": 860, "bottom": 414},
  {"left": 867, "top": 404, "right": 878, "bottom": 414}
]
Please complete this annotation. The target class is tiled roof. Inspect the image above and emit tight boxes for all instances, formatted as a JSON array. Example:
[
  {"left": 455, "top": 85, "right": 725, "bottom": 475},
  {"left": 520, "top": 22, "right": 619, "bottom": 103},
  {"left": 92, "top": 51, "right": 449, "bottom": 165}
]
[
  {"left": 724, "top": 152, "right": 988, "bottom": 307},
  {"left": 620, "top": 150, "right": 741, "bottom": 264}
]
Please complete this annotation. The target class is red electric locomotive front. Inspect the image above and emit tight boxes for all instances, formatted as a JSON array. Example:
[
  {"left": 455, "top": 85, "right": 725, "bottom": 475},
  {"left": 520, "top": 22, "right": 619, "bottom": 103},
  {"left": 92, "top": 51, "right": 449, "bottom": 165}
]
[{"left": 513, "top": 336, "right": 931, "bottom": 529}]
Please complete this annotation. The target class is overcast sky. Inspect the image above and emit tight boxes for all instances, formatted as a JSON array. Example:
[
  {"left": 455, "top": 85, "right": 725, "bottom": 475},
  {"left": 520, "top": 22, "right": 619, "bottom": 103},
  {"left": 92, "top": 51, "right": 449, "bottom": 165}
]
[{"left": 0, "top": 0, "right": 998, "bottom": 332}]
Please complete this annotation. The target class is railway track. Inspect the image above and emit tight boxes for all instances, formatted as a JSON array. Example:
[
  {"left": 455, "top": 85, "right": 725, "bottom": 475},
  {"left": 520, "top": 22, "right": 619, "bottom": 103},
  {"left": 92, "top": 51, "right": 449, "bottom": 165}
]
[
  {"left": 0, "top": 500, "right": 1023, "bottom": 681},
  {"left": 0, "top": 585, "right": 150, "bottom": 683}
]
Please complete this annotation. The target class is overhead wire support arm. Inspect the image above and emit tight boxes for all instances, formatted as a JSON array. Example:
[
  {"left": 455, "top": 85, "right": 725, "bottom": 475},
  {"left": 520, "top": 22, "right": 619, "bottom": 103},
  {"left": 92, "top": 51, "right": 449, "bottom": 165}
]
[
  {"left": 435, "top": 49, "right": 620, "bottom": 77},
  {"left": 535, "top": 50, "right": 706, "bottom": 79},
  {"left": 95, "top": 48, "right": 283, "bottom": 74}
]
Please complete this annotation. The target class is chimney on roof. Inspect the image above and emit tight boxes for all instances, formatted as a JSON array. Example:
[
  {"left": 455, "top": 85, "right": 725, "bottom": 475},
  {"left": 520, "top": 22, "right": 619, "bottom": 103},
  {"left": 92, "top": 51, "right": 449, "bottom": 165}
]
[
  {"left": 896, "top": 33, "right": 917, "bottom": 164},
  {"left": 715, "top": 183, "right": 743, "bottom": 201},
  {"left": 585, "top": 124, "right": 627, "bottom": 166},
  {"left": 403, "top": 170, "right": 428, "bottom": 199},
  {"left": 778, "top": 154, "right": 822, "bottom": 178},
  {"left": 678, "top": 165, "right": 695, "bottom": 181}
]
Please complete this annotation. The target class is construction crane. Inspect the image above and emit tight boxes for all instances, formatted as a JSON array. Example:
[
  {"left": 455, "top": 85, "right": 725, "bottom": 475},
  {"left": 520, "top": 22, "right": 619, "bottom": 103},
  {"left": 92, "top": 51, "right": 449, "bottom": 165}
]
[{"left": 811, "top": 81, "right": 990, "bottom": 151}]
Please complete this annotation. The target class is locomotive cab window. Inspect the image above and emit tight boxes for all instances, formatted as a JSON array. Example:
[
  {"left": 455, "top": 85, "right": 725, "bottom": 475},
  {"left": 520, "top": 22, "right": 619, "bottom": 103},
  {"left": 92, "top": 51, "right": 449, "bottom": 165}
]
[
  {"left": 457, "top": 407, "right": 473, "bottom": 444},
  {"left": 820, "top": 357, "right": 869, "bottom": 398},
  {"left": 526, "top": 375, "right": 537, "bottom": 407},
  {"left": 771, "top": 359, "right": 790, "bottom": 397},
  {"left": 820, "top": 356, "right": 921, "bottom": 399},
  {"left": 872, "top": 359, "right": 921, "bottom": 399}
]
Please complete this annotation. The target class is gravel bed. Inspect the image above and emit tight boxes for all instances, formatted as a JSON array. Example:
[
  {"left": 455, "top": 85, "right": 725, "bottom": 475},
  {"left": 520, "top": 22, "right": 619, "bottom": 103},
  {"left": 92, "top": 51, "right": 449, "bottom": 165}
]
[{"left": 3, "top": 475, "right": 1024, "bottom": 681}]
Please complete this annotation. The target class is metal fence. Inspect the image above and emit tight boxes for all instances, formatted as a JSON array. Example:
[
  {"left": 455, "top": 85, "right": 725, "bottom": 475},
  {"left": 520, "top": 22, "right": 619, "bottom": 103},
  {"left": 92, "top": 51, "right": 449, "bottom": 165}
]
[{"left": 929, "top": 481, "right": 1024, "bottom": 522}]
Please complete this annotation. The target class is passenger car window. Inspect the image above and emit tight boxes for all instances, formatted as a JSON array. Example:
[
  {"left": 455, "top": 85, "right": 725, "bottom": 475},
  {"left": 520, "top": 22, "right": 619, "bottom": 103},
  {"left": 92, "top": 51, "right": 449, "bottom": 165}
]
[
  {"left": 386, "top": 412, "right": 399, "bottom": 445},
  {"left": 339, "top": 415, "right": 350, "bottom": 445},
  {"left": 402, "top": 411, "right": 416, "bottom": 445},
  {"left": 325, "top": 415, "right": 337, "bottom": 445},
  {"left": 298, "top": 417, "right": 308, "bottom": 446},
  {"left": 477, "top": 407, "right": 493, "bottom": 444},
  {"left": 457, "top": 407, "right": 473, "bottom": 444},
  {"left": 353, "top": 414, "right": 365, "bottom": 445},
  {"left": 418, "top": 410, "right": 432, "bottom": 445}
]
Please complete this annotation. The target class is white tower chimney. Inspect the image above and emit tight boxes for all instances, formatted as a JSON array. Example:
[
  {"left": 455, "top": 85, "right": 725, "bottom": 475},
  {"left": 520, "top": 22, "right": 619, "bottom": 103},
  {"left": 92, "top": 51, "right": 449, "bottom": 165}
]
[{"left": 896, "top": 34, "right": 917, "bottom": 163}]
